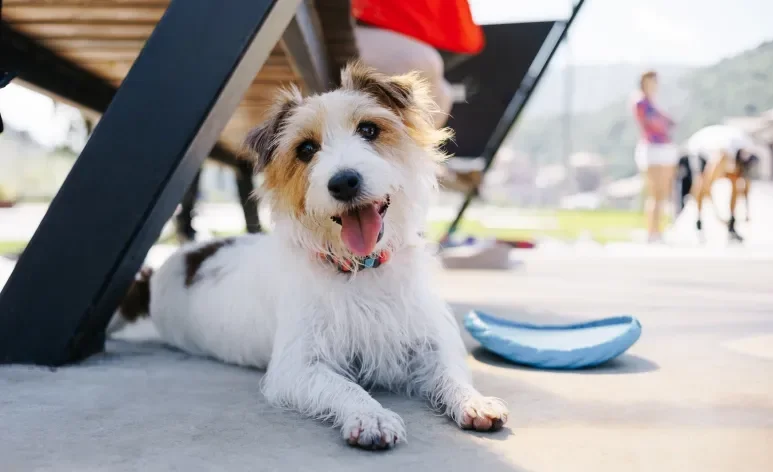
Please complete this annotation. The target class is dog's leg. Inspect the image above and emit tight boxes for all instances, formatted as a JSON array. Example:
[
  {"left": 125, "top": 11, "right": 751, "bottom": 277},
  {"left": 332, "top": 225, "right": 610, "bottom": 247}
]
[
  {"left": 690, "top": 154, "right": 707, "bottom": 235},
  {"left": 696, "top": 154, "right": 726, "bottom": 237},
  {"left": 409, "top": 307, "right": 508, "bottom": 432},
  {"left": 694, "top": 174, "right": 706, "bottom": 235},
  {"left": 262, "top": 334, "right": 406, "bottom": 449},
  {"left": 412, "top": 343, "right": 508, "bottom": 432},
  {"left": 742, "top": 177, "right": 751, "bottom": 222},
  {"left": 728, "top": 175, "right": 743, "bottom": 242}
]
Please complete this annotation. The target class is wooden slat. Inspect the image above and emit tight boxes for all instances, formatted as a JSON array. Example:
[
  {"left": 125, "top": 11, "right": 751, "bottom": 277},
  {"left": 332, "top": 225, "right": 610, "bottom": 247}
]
[
  {"left": 105, "top": 76, "right": 297, "bottom": 89},
  {"left": 39, "top": 38, "right": 149, "bottom": 50},
  {"left": 7, "top": 22, "right": 156, "bottom": 39},
  {"left": 3, "top": 0, "right": 353, "bottom": 146},
  {"left": 63, "top": 48, "right": 291, "bottom": 64},
  {"left": 38, "top": 38, "right": 287, "bottom": 57},
  {"left": 254, "top": 66, "right": 301, "bottom": 82},
  {"left": 0, "top": 0, "right": 300, "bottom": 367},
  {"left": 56, "top": 49, "right": 141, "bottom": 62},
  {"left": 3, "top": 0, "right": 169, "bottom": 5},
  {"left": 242, "top": 85, "right": 292, "bottom": 100},
  {"left": 229, "top": 103, "right": 280, "bottom": 121},
  {"left": 3, "top": 6, "right": 166, "bottom": 22},
  {"left": 77, "top": 60, "right": 297, "bottom": 82}
]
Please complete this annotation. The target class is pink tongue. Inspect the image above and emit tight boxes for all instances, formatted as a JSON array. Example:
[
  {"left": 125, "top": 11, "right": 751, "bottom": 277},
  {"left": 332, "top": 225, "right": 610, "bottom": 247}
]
[{"left": 340, "top": 204, "right": 383, "bottom": 257}]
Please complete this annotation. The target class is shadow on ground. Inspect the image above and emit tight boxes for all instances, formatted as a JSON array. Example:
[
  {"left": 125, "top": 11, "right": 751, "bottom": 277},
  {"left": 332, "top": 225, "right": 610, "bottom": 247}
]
[
  {"left": 2, "top": 334, "right": 532, "bottom": 472},
  {"left": 471, "top": 347, "right": 659, "bottom": 375}
]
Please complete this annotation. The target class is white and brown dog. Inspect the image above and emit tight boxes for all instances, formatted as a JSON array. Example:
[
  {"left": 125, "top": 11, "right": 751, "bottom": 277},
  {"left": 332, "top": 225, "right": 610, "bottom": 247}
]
[
  {"left": 684, "top": 124, "right": 760, "bottom": 242},
  {"left": 110, "top": 63, "right": 508, "bottom": 449}
]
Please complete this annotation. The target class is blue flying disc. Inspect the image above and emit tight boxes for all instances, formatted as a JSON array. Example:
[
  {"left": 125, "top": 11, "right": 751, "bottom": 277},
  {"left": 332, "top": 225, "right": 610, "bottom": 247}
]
[{"left": 464, "top": 311, "right": 642, "bottom": 369}]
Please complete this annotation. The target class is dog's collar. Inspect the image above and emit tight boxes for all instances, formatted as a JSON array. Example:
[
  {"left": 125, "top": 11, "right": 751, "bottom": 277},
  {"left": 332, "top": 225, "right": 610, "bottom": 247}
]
[{"left": 318, "top": 250, "right": 391, "bottom": 273}]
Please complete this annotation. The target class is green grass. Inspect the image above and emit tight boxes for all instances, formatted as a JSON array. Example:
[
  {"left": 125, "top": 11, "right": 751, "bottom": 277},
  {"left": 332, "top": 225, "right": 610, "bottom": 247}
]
[
  {"left": 426, "top": 209, "right": 669, "bottom": 243},
  {"left": 0, "top": 210, "right": 665, "bottom": 256},
  {"left": 0, "top": 241, "right": 26, "bottom": 256}
]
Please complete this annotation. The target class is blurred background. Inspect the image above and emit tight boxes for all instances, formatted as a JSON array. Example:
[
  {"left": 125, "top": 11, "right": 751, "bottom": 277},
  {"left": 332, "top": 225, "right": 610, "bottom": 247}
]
[{"left": 2, "top": 0, "right": 772, "bottom": 252}]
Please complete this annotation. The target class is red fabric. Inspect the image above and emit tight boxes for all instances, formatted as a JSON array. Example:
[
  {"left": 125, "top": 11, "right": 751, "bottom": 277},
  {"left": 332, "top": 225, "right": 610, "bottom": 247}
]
[{"left": 352, "top": 0, "right": 484, "bottom": 54}]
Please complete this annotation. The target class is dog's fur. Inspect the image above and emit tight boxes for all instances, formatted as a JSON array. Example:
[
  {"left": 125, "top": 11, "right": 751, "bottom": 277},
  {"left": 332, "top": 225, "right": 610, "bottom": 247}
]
[
  {"left": 690, "top": 149, "right": 756, "bottom": 241},
  {"left": 110, "top": 63, "right": 508, "bottom": 449}
]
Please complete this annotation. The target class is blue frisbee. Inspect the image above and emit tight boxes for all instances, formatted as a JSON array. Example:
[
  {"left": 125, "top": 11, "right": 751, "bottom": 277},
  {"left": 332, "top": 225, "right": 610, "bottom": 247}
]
[{"left": 464, "top": 311, "right": 642, "bottom": 369}]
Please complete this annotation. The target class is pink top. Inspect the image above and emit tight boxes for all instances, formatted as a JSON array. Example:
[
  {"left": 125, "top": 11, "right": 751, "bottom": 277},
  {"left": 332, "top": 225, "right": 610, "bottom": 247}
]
[{"left": 634, "top": 96, "right": 674, "bottom": 144}]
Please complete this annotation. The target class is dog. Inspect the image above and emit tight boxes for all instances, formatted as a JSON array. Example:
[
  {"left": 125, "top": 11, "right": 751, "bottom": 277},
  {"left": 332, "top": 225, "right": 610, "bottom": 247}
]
[
  {"left": 684, "top": 124, "right": 759, "bottom": 242},
  {"left": 684, "top": 150, "right": 756, "bottom": 242},
  {"left": 109, "top": 62, "right": 509, "bottom": 450}
]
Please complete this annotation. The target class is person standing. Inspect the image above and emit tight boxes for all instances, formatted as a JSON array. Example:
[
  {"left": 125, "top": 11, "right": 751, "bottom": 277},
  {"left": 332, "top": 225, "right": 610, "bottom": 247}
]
[{"left": 633, "top": 70, "right": 677, "bottom": 243}]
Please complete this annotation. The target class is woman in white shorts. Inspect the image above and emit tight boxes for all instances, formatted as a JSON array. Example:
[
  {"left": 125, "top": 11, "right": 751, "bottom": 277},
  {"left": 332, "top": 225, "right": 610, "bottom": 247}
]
[{"left": 633, "top": 71, "right": 678, "bottom": 242}]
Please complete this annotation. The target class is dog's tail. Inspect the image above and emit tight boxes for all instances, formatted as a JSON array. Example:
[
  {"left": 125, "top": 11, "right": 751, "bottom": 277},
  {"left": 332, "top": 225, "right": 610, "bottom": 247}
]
[{"left": 106, "top": 266, "right": 154, "bottom": 335}]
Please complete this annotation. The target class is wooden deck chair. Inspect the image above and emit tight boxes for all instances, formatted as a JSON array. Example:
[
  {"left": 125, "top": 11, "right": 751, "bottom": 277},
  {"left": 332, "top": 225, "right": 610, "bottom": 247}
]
[{"left": 0, "top": 0, "right": 365, "bottom": 365}]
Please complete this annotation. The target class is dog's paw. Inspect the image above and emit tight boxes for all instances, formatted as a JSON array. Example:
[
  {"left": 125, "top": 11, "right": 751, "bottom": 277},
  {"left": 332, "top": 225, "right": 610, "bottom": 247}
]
[
  {"left": 458, "top": 396, "right": 509, "bottom": 432},
  {"left": 342, "top": 409, "right": 406, "bottom": 450}
]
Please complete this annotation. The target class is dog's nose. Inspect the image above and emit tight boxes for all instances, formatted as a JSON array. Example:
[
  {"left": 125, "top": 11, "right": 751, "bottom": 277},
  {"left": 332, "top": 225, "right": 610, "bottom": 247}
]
[{"left": 328, "top": 169, "right": 362, "bottom": 201}]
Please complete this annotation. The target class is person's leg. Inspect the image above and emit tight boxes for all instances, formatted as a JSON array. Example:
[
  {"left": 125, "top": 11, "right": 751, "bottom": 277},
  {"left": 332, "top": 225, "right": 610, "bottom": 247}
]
[
  {"left": 644, "top": 166, "right": 660, "bottom": 241},
  {"left": 728, "top": 175, "right": 743, "bottom": 242},
  {"left": 647, "top": 164, "right": 675, "bottom": 240},
  {"left": 354, "top": 26, "right": 452, "bottom": 127},
  {"left": 657, "top": 163, "right": 676, "bottom": 226},
  {"left": 742, "top": 177, "right": 751, "bottom": 222}
]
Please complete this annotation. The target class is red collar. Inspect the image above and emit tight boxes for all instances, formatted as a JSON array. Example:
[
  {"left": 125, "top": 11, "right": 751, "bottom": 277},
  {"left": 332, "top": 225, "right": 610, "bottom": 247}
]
[{"left": 318, "top": 250, "right": 391, "bottom": 273}]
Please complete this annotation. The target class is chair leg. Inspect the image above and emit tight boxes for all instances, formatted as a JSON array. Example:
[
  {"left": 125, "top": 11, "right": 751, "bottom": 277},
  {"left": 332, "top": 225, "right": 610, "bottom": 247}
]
[
  {"left": 175, "top": 169, "right": 202, "bottom": 243},
  {"left": 236, "top": 161, "right": 261, "bottom": 233},
  {"left": 0, "top": 0, "right": 299, "bottom": 366}
]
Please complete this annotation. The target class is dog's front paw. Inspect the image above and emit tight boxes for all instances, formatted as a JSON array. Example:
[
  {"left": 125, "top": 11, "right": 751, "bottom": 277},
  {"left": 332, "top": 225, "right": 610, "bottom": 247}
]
[
  {"left": 458, "top": 396, "right": 509, "bottom": 432},
  {"left": 342, "top": 409, "right": 406, "bottom": 450}
]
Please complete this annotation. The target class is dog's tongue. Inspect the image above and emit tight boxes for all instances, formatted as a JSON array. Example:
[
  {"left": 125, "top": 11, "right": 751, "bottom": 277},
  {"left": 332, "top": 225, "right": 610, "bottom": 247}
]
[{"left": 340, "top": 204, "right": 383, "bottom": 257}]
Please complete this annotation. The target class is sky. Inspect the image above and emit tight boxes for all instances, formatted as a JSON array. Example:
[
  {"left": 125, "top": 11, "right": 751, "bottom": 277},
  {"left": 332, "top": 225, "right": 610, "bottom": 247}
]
[
  {"left": 2, "top": 0, "right": 772, "bottom": 148},
  {"left": 471, "top": 0, "right": 773, "bottom": 65}
]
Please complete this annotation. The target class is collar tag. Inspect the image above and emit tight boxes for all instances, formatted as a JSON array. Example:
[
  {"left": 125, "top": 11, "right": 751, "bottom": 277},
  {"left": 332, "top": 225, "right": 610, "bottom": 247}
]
[{"left": 320, "top": 250, "right": 391, "bottom": 273}]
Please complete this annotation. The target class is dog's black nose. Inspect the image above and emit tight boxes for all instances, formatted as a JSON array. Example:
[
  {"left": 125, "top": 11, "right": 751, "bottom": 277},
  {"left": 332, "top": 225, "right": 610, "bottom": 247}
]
[{"left": 328, "top": 169, "right": 362, "bottom": 201}]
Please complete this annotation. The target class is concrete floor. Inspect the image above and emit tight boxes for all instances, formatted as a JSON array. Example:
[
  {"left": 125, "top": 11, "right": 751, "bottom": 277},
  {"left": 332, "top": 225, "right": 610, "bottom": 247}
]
[
  {"left": 445, "top": 256, "right": 773, "bottom": 471},
  {"left": 2, "top": 254, "right": 772, "bottom": 471}
]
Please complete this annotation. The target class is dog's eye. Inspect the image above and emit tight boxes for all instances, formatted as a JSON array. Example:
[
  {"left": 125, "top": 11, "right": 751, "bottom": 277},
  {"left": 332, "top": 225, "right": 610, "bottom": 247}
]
[
  {"left": 356, "top": 121, "right": 380, "bottom": 141},
  {"left": 295, "top": 140, "right": 319, "bottom": 163}
]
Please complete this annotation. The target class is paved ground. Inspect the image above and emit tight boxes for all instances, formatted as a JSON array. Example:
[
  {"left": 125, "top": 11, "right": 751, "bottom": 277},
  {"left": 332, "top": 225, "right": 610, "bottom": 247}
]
[
  {"left": 2, "top": 253, "right": 772, "bottom": 471},
  {"left": 666, "top": 179, "right": 773, "bottom": 247}
]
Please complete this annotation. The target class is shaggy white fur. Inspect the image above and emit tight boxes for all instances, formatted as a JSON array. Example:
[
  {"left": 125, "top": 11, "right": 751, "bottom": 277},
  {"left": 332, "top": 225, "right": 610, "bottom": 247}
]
[{"left": 110, "top": 63, "right": 508, "bottom": 450}]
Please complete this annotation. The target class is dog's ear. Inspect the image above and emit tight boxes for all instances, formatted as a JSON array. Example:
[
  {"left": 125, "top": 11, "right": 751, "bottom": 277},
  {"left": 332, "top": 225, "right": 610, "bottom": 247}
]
[
  {"left": 242, "top": 86, "right": 302, "bottom": 172},
  {"left": 341, "top": 61, "right": 416, "bottom": 113},
  {"left": 341, "top": 61, "right": 451, "bottom": 148}
]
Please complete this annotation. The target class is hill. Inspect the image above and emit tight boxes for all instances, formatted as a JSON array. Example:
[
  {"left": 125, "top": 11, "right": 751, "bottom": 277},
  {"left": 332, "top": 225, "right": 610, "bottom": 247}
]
[
  {"left": 508, "top": 40, "right": 773, "bottom": 178},
  {"left": 526, "top": 63, "right": 692, "bottom": 117}
]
